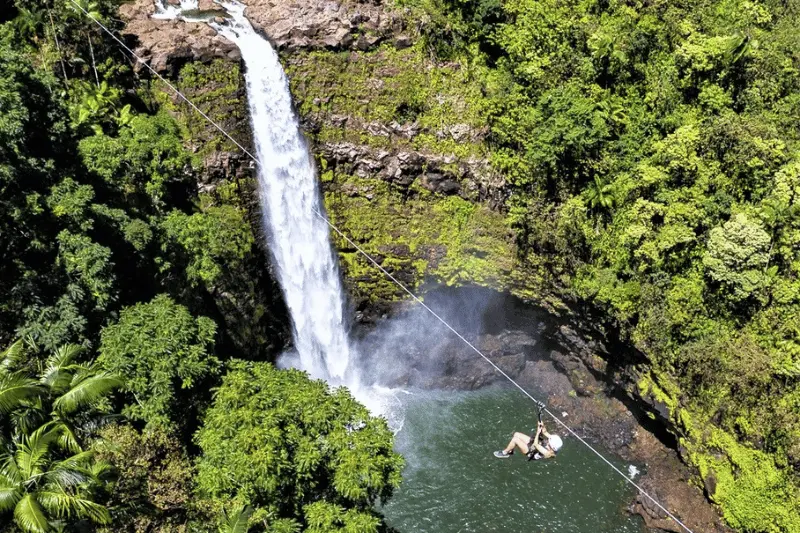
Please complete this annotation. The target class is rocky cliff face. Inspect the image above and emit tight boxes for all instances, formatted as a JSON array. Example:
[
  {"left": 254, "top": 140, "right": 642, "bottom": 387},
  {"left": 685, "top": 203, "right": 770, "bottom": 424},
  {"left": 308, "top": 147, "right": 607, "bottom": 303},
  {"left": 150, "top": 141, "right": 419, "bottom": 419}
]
[
  {"left": 120, "top": 3, "right": 732, "bottom": 531},
  {"left": 120, "top": 0, "right": 411, "bottom": 73}
]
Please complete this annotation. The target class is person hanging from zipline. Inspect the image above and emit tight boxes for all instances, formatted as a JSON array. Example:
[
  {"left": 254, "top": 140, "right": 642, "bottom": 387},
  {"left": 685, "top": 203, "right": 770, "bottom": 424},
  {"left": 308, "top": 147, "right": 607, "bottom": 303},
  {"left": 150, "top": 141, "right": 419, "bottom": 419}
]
[{"left": 493, "top": 403, "right": 563, "bottom": 459}]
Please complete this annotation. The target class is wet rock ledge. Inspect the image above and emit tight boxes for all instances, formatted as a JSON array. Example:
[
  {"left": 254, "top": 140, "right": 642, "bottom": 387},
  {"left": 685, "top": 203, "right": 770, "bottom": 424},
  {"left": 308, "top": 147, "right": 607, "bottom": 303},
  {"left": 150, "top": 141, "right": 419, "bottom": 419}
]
[{"left": 120, "top": 0, "right": 410, "bottom": 73}]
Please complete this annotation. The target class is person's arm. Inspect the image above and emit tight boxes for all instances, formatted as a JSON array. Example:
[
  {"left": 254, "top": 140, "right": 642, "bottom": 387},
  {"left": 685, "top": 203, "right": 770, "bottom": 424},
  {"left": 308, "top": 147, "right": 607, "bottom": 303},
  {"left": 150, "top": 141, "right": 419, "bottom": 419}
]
[
  {"left": 528, "top": 424, "right": 542, "bottom": 446},
  {"left": 533, "top": 441, "right": 555, "bottom": 458},
  {"left": 541, "top": 424, "right": 551, "bottom": 439}
]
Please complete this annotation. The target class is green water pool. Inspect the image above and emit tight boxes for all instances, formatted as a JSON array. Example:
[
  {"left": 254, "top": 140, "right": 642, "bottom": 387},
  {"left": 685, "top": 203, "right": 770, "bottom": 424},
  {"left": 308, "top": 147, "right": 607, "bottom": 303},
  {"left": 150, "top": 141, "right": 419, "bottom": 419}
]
[{"left": 382, "top": 387, "right": 647, "bottom": 533}]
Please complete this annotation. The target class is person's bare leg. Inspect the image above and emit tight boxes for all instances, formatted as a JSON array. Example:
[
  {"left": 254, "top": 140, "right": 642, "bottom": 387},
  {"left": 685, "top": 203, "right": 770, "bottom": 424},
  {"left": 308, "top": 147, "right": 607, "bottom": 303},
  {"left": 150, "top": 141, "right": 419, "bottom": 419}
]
[{"left": 503, "top": 432, "right": 531, "bottom": 455}]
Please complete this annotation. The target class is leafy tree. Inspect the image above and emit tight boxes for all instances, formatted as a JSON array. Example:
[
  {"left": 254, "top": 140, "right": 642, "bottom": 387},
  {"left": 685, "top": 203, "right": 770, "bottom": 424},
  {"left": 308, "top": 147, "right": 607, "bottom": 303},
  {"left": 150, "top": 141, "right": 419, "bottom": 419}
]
[
  {"left": 195, "top": 361, "right": 403, "bottom": 533},
  {"left": 79, "top": 113, "right": 193, "bottom": 212},
  {"left": 703, "top": 213, "right": 772, "bottom": 301},
  {"left": 98, "top": 295, "right": 220, "bottom": 429},
  {"left": 94, "top": 424, "right": 207, "bottom": 533},
  {"left": 161, "top": 205, "right": 254, "bottom": 289}
]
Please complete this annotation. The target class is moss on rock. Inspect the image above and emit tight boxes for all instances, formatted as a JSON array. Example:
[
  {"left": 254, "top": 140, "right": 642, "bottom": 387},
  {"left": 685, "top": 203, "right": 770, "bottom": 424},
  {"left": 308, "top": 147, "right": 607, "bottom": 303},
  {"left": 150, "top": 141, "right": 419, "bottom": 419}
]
[
  {"left": 684, "top": 418, "right": 800, "bottom": 533},
  {"left": 286, "top": 43, "right": 492, "bottom": 160},
  {"left": 323, "top": 168, "right": 547, "bottom": 305},
  {"left": 152, "top": 59, "right": 249, "bottom": 158}
]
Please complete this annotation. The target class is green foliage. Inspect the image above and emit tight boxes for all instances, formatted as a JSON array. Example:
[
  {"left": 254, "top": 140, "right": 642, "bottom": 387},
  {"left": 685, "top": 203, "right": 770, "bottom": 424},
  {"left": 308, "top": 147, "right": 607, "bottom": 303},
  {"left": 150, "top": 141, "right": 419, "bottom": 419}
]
[
  {"left": 94, "top": 424, "right": 206, "bottom": 533},
  {"left": 0, "top": 425, "right": 112, "bottom": 533},
  {"left": 98, "top": 295, "right": 220, "bottom": 429},
  {"left": 703, "top": 214, "right": 771, "bottom": 301},
  {"left": 79, "top": 112, "right": 193, "bottom": 210},
  {"left": 161, "top": 205, "right": 254, "bottom": 288},
  {"left": 689, "top": 426, "right": 800, "bottom": 533},
  {"left": 323, "top": 0, "right": 800, "bottom": 529},
  {"left": 217, "top": 505, "right": 253, "bottom": 533},
  {"left": 0, "top": 340, "right": 120, "bottom": 532},
  {"left": 0, "top": 9, "right": 293, "bottom": 533},
  {"left": 57, "top": 230, "right": 115, "bottom": 310},
  {"left": 195, "top": 361, "right": 403, "bottom": 530},
  {"left": 0, "top": 340, "right": 122, "bottom": 453}
]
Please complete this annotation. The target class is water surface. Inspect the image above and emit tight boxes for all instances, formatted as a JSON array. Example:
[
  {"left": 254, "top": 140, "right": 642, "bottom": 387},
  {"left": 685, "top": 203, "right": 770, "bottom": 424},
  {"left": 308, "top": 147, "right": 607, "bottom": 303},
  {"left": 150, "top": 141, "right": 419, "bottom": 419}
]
[{"left": 384, "top": 387, "right": 646, "bottom": 533}]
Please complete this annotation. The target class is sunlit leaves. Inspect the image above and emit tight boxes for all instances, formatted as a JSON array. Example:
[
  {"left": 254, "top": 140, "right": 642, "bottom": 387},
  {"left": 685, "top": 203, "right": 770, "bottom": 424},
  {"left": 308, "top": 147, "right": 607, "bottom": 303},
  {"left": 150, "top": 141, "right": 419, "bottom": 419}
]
[
  {"left": 195, "top": 362, "right": 403, "bottom": 529},
  {"left": 161, "top": 205, "right": 254, "bottom": 288},
  {"left": 99, "top": 295, "right": 219, "bottom": 429},
  {"left": 703, "top": 213, "right": 771, "bottom": 301}
]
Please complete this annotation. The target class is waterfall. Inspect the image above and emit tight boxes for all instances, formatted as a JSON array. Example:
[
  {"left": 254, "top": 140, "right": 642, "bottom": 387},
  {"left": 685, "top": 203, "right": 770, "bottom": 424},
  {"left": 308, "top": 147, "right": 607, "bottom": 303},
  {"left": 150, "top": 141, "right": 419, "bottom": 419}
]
[
  {"left": 153, "top": 1, "right": 403, "bottom": 428},
  {"left": 210, "top": 3, "right": 355, "bottom": 384}
]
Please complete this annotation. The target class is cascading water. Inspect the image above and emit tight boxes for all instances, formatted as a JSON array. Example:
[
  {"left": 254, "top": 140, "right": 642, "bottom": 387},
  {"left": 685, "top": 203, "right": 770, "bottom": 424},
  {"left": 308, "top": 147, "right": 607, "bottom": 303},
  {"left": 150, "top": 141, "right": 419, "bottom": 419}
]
[
  {"left": 154, "top": 0, "right": 402, "bottom": 427},
  {"left": 152, "top": 0, "right": 197, "bottom": 19},
  {"left": 212, "top": 3, "right": 354, "bottom": 384}
]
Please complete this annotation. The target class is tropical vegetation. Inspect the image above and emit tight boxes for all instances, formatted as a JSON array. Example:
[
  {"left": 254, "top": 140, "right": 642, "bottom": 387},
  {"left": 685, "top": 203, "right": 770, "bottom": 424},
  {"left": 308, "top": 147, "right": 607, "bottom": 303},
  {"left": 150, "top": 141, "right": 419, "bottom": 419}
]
[
  {"left": 396, "top": 0, "right": 800, "bottom": 529},
  {"left": 3, "top": 0, "right": 800, "bottom": 531},
  {"left": 0, "top": 1, "right": 402, "bottom": 532}
]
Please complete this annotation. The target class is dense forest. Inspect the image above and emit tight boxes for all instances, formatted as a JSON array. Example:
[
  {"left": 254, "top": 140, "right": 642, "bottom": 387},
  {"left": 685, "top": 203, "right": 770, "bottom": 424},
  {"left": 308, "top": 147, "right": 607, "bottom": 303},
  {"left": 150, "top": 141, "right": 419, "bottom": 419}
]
[
  {"left": 1, "top": 0, "right": 799, "bottom": 532},
  {"left": 400, "top": 0, "right": 800, "bottom": 530},
  {"left": 0, "top": 1, "right": 402, "bottom": 532}
]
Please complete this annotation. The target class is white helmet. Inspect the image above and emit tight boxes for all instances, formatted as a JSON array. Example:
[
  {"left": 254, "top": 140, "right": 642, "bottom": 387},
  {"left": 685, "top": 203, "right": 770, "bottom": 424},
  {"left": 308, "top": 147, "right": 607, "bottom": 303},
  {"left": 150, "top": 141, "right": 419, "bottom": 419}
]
[{"left": 548, "top": 435, "right": 563, "bottom": 453}]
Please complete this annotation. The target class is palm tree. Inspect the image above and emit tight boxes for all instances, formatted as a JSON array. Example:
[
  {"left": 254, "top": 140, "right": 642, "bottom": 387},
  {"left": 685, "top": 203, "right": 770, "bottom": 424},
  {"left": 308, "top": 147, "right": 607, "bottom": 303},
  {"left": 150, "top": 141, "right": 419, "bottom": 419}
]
[
  {"left": 0, "top": 341, "right": 123, "bottom": 452},
  {"left": 14, "top": 7, "right": 45, "bottom": 43},
  {"left": 0, "top": 424, "right": 111, "bottom": 533},
  {"left": 585, "top": 176, "right": 616, "bottom": 210}
]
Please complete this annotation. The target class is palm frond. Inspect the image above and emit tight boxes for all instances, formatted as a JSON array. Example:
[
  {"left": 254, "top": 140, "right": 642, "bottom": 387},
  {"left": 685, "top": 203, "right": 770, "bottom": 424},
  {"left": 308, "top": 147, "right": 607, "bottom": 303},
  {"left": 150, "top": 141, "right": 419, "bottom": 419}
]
[
  {"left": 51, "top": 420, "right": 82, "bottom": 454},
  {"left": 0, "top": 453, "right": 22, "bottom": 484},
  {"left": 37, "top": 490, "right": 110, "bottom": 524},
  {"left": 52, "top": 372, "right": 122, "bottom": 415},
  {"left": 89, "top": 459, "right": 113, "bottom": 481},
  {"left": 219, "top": 505, "right": 254, "bottom": 533},
  {"left": 14, "top": 493, "right": 50, "bottom": 533},
  {"left": 0, "top": 375, "right": 43, "bottom": 415},
  {"left": 44, "top": 451, "right": 95, "bottom": 489},
  {"left": 52, "top": 450, "right": 94, "bottom": 472},
  {"left": 44, "top": 467, "right": 89, "bottom": 488},
  {"left": 17, "top": 425, "right": 57, "bottom": 480},
  {"left": 1, "top": 341, "right": 26, "bottom": 372},
  {"left": 0, "top": 485, "right": 22, "bottom": 512},
  {"left": 40, "top": 345, "right": 84, "bottom": 394},
  {"left": 45, "top": 345, "right": 83, "bottom": 372}
]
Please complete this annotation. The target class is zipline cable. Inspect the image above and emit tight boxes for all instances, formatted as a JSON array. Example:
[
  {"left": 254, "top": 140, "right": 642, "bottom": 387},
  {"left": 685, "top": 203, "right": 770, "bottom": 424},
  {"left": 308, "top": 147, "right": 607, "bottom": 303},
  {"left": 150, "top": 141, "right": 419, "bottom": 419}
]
[{"left": 67, "top": 3, "right": 695, "bottom": 531}]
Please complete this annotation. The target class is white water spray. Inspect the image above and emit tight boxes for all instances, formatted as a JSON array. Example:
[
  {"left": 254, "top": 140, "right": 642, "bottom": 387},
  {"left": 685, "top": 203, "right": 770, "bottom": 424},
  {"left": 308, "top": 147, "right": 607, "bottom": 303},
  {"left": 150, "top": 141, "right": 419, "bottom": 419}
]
[{"left": 153, "top": 0, "right": 198, "bottom": 19}]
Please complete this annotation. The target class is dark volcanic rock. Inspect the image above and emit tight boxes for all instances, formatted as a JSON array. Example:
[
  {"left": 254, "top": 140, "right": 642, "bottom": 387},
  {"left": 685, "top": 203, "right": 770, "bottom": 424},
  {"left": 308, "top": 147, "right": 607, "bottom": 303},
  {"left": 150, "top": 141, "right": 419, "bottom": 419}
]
[
  {"left": 320, "top": 141, "right": 505, "bottom": 205},
  {"left": 120, "top": 0, "right": 407, "bottom": 74}
]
